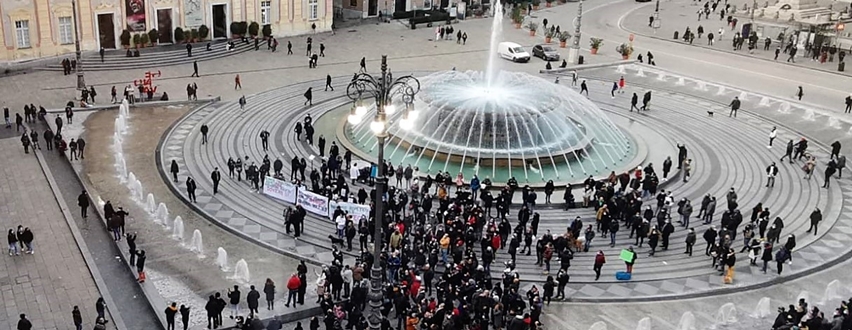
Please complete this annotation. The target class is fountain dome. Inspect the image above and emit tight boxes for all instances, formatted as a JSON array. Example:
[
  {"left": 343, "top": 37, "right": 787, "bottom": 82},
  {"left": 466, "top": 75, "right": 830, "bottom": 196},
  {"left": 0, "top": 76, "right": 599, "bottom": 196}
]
[{"left": 345, "top": 70, "right": 635, "bottom": 184}]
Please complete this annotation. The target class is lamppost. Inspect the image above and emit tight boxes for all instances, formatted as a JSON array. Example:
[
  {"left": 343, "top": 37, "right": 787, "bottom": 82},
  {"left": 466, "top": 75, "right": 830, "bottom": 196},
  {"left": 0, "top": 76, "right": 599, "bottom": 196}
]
[
  {"left": 71, "top": 0, "right": 86, "bottom": 90},
  {"left": 567, "top": 0, "right": 583, "bottom": 64},
  {"left": 345, "top": 55, "right": 420, "bottom": 330}
]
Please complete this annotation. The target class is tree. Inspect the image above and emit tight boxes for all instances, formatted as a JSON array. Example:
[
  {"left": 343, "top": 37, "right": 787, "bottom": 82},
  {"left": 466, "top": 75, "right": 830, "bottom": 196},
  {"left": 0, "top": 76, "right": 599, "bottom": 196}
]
[
  {"left": 248, "top": 22, "right": 260, "bottom": 37},
  {"left": 132, "top": 33, "right": 141, "bottom": 48},
  {"left": 230, "top": 22, "right": 241, "bottom": 36},
  {"left": 262, "top": 24, "right": 272, "bottom": 38},
  {"left": 139, "top": 33, "right": 149, "bottom": 47},
  {"left": 198, "top": 25, "right": 210, "bottom": 40},
  {"left": 148, "top": 29, "right": 159, "bottom": 44},
  {"left": 174, "top": 27, "right": 185, "bottom": 43},
  {"left": 120, "top": 29, "right": 132, "bottom": 48}
]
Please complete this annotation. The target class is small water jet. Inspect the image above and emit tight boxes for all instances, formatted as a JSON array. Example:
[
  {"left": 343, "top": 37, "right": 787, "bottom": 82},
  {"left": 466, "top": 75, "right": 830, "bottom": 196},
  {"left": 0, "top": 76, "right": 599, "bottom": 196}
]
[
  {"left": 739, "top": 91, "right": 749, "bottom": 101},
  {"left": 115, "top": 116, "right": 127, "bottom": 135},
  {"left": 657, "top": 73, "right": 666, "bottom": 81},
  {"left": 189, "top": 229, "right": 204, "bottom": 255},
  {"left": 717, "top": 85, "right": 726, "bottom": 95},
  {"left": 217, "top": 247, "right": 230, "bottom": 271},
  {"left": 113, "top": 131, "right": 123, "bottom": 145},
  {"left": 821, "top": 280, "right": 843, "bottom": 304},
  {"left": 233, "top": 259, "right": 250, "bottom": 283},
  {"left": 635, "top": 317, "right": 651, "bottom": 330},
  {"left": 759, "top": 97, "right": 771, "bottom": 107},
  {"left": 116, "top": 155, "right": 127, "bottom": 182},
  {"left": 694, "top": 81, "right": 706, "bottom": 91},
  {"left": 778, "top": 102, "right": 791, "bottom": 113},
  {"left": 146, "top": 194, "right": 157, "bottom": 214},
  {"left": 172, "top": 216, "right": 184, "bottom": 241},
  {"left": 636, "top": 68, "right": 645, "bottom": 77},
  {"left": 828, "top": 117, "right": 842, "bottom": 129},
  {"left": 589, "top": 321, "right": 607, "bottom": 330},
  {"left": 616, "top": 65, "right": 626, "bottom": 74},
  {"left": 713, "top": 302, "right": 737, "bottom": 327},
  {"left": 155, "top": 203, "right": 169, "bottom": 224},
  {"left": 677, "top": 312, "right": 696, "bottom": 330},
  {"left": 751, "top": 297, "right": 772, "bottom": 318},
  {"left": 676, "top": 77, "right": 686, "bottom": 86},
  {"left": 803, "top": 109, "right": 816, "bottom": 121},
  {"left": 119, "top": 99, "right": 130, "bottom": 118}
]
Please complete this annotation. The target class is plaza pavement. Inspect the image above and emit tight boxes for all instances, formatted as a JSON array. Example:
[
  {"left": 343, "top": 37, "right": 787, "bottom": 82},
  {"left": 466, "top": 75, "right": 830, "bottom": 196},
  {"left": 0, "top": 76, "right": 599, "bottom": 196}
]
[{"left": 0, "top": 131, "right": 116, "bottom": 330}]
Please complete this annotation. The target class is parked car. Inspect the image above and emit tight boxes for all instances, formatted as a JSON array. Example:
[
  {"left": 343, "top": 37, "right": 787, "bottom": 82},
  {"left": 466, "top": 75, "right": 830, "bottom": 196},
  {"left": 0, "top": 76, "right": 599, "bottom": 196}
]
[
  {"left": 532, "top": 44, "right": 560, "bottom": 61},
  {"left": 497, "top": 42, "right": 531, "bottom": 63}
]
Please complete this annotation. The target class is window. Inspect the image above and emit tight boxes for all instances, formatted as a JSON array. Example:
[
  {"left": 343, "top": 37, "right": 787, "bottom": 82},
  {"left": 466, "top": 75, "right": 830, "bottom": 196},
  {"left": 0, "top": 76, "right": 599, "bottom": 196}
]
[
  {"left": 260, "top": 1, "right": 272, "bottom": 24},
  {"left": 308, "top": 0, "right": 318, "bottom": 20},
  {"left": 58, "top": 17, "right": 73, "bottom": 45},
  {"left": 349, "top": 0, "right": 356, "bottom": 7},
  {"left": 15, "top": 20, "right": 30, "bottom": 48}
]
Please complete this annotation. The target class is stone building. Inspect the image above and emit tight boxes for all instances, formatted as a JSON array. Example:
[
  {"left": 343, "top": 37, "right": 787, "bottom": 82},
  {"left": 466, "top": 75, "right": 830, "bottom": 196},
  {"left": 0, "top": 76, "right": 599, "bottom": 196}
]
[{"left": 0, "top": 0, "right": 333, "bottom": 62}]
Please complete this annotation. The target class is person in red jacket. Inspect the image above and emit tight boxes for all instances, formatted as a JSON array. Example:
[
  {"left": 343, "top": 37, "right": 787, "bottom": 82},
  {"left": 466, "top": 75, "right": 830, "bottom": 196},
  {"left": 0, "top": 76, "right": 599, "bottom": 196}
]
[
  {"left": 594, "top": 250, "right": 607, "bottom": 280},
  {"left": 285, "top": 273, "right": 301, "bottom": 308}
]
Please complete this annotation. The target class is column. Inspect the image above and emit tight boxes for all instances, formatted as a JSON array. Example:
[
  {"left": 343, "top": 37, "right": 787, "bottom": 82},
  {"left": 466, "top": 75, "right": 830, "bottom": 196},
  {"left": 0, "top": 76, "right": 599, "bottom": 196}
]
[
  {"left": 232, "top": 0, "right": 243, "bottom": 21},
  {"left": 246, "top": 0, "right": 255, "bottom": 22},
  {"left": 77, "top": 0, "right": 97, "bottom": 50}
]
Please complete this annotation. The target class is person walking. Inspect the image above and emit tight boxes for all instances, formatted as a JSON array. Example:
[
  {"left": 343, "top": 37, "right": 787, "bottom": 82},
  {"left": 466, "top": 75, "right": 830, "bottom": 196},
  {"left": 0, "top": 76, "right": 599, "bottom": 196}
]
[
  {"left": 831, "top": 141, "right": 842, "bottom": 160},
  {"left": 775, "top": 246, "right": 790, "bottom": 275},
  {"left": 286, "top": 272, "right": 300, "bottom": 307},
  {"left": 795, "top": 86, "right": 804, "bottom": 100},
  {"left": 165, "top": 302, "right": 178, "bottom": 330},
  {"left": 205, "top": 296, "right": 218, "bottom": 329},
  {"left": 211, "top": 167, "right": 221, "bottom": 194},
  {"left": 359, "top": 57, "right": 367, "bottom": 73},
  {"left": 17, "top": 314, "right": 32, "bottom": 330},
  {"left": 191, "top": 61, "right": 199, "bottom": 77},
  {"left": 729, "top": 96, "right": 741, "bottom": 117},
  {"left": 593, "top": 250, "right": 606, "bottom": 280},
  {"left": 247, "top": 285, "right": 260, "bottom": 318},
  {"left": 77, "top": 190, "right": 90, "bottom": 218},
  {"left": 170, "top": 160, "right": 180, "bottom": 182},
  {"left": 823, "top": 161, "right": 837, "bottom": 188},
  {"left": 685, "top": 228, "right": 696, "bottom": 256},
  {"left": 227, "top": 285, "right": 241, "bottom": 319},
  {"left": 845, "top": 95, "right": 852, "bottom": 113},
  {"left": 264, "top": 278, "right": 276, "bottom": 310},
  {"left": 238, "top": 96, "right": 246, "bottom": 111},
  {"left": 325, "top": 75, "right": 334, "bottom": 91},
  {"left": 200, "top": 124, "right": 209, "bottom": 144},
  {"left": 8, "top": 229, "right": 19, "bottom": 256},
  {"left": 136, "top": 250, "right": 147, "bottom": 282},
  {"left": 618, "top": 76, "right": 625, "bottom": 93},
  {"left": 768, "top": 126, "right": 777, "bottom": 148},
  {"left": 610, "top": 82, "right": 618, "bottom": 98},
  {"left": 72, "top": 306, "right": 83, "bottom": 330},
  {"left": 630, "top": 93, "right": 639, "bottom": 112},
  {"left": 235, "top": 74, "right": 242, "bottom": 90},
  {"left": 186, "top": 177, "right": 197, "bottom": 202},
  {"left": 304, "top": 87, "right": 313, "bottom": 106},
  {"left": 179, "top": 305, "right": 190, "bottom": 330},
  {"left": 287, "top": 41, "right": 293, "bottom": 55},
  {"left": 806, "top": 208, "right": 822, "bottom": 235}
]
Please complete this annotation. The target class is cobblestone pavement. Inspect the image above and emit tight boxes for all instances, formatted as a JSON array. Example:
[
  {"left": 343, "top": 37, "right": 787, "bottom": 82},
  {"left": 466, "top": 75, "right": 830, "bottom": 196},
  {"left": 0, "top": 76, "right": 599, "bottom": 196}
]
[{"left": 0, "top": 135, "right": 108, "bottom": 330}]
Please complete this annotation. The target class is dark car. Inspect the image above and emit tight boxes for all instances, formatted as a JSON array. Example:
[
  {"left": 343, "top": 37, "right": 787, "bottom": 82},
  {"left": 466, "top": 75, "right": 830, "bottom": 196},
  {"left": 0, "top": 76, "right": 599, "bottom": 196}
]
[{"left": 532, "top": 44, "right": 560, "bottom": 61}]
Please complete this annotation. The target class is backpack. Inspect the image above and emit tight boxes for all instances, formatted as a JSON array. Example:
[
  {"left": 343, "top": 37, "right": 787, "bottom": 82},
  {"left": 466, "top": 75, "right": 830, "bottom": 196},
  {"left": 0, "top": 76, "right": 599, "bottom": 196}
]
[{"left": 775, "top": 248, "right": 790, "bottom": 262}]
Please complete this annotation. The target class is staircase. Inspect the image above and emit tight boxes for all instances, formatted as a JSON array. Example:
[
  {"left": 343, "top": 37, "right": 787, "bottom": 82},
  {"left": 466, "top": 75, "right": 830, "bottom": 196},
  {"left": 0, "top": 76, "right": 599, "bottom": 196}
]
[{"left": 37, "top": 40, "right": 255, "bottom": 72}]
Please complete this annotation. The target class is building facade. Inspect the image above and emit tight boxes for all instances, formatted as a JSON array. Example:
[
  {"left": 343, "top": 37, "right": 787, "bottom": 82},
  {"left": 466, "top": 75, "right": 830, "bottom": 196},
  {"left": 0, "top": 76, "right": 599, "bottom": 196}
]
[{"left": 0, "top": 0, "right": 333, "bottom": 62}]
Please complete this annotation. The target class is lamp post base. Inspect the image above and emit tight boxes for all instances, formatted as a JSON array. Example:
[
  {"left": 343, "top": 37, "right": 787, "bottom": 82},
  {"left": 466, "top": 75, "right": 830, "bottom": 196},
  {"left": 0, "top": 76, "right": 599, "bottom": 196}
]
[
  {"left": 567, "top": 47, "right": 580, "bottom": 64},
  {"left": 76, "top": 72, "right": 86, "bottom": 90}
]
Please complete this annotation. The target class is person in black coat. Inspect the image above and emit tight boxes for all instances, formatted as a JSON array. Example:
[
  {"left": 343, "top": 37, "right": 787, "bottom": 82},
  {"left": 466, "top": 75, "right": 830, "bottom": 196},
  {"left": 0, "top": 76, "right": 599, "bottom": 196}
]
[
  {"left": 247, "top": 285, "right": 260, "bottom": 318},
  {"left": 211, "top": 167, "right": 221, "bottom": 194},
  {"left": 186, "top": 177, "right": 197, "bottom": 202},
  {"left": 165, "top": 303, "right": 178, "bottom": 330},
  {"left": 179, "top": 305, "right": 190, "bottom": 330},
  {"left": 205, "top": 295, "right": 218, "bottom": 329},
  {"left": 136, "top": 250, "right": 147, "bottom": 280},
  {"left": 170, "top": 160, "right": 180, "bottom": 182},
  {"left": 77, "top": 190, "right": 90, "bottom": 218}
]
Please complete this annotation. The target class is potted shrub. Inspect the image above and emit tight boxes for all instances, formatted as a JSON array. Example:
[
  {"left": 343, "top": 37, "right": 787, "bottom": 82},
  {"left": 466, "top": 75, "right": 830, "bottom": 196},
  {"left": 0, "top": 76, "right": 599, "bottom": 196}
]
[
  {"left": 190, "top": 29, "right": 199, "bottom": 42},
  {"left": 589, "top": 37, "right": 603, "bottom": 54},
  {"left": 132, "top": 33, "right": 141, "bottom": 48},
  {"left": 120, "top": 29, "right": 132, "bottom": 49},
  {"left": 239, "top": 22, "right": 248, "bottom": 35},
  {"left": 474, "top": 8, "right": 484, "bottom": 17},
  {"left": 512, "top": 7, "right": 523, "bottom": 28},
  {"left": 148, "top": 29, "right": 158, "bottom": 45},
  {"left": 174, "top": 27, "right": 185, "bottom": 43},
  {"left": 198, "top": 25, "right": 209, "bottom": 40},
  {"left": 248, "top": 21, "right": 260, "bottom": 38},
  {"left": 558, "top": 31, "right": 571, "bottom": 47},
  {"left": 230, "top": 22, "right": 242, "bottom": 38},
  {"left": 527, "top": 22, "right": 538, "bottom": 36},
  {"left": 546, "top": 0, "right": 553, "bottom": 7},
  {"left": 616, "top": 42, "right": 633, "bottom": 59},
  {"left": 532, "top": 0, "right": 541, "bottom": 10},
  {"left": 139, "top": 33, "right": 149, "bottom": 48},
  {"left": 544, "top": 29, "right": 554, "bottom": 43},
  {"left": 262, "top": 24, "right": 272, "bottom": 39}
]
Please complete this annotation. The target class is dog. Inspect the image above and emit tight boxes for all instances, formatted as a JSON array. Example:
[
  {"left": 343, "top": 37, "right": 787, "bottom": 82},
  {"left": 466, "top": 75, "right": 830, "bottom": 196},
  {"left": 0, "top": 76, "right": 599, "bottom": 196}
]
[
  {"left": 328, "top": 235, "right": 345, "bottom": 246},
  {"left": 707, "top": 111, "right": 714, "bottom": 117}
]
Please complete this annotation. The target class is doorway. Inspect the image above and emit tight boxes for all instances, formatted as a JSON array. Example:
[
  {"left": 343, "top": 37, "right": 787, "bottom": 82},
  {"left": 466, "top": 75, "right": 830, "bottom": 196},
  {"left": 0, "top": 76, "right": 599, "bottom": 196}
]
[
  {"left": 212, "top": 4, "right": 228, "bottom": 38},
  {"left": 97, "top": 13, "right": 116, "bottom": 49},
  {"left": 368, "top": 0, "right": 378, "bottom": 16},
  {"left": 394, "top": 0, "right": 406, "bottom": 13},
  {"left": 156, "top": 9, "right": 173, "bottom": 43}
]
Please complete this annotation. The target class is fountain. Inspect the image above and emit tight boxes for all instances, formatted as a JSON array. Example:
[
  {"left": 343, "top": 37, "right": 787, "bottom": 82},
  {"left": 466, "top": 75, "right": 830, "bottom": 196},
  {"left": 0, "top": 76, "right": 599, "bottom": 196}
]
[
  {"left": 821, "top": 280, "right": 843, "bottom": 304},
  {"left": 656, "top": 73, "right": 666, "bottom": 81},
  {"left": 717, "top": 85, "right": 726, "bottom": 95},
  {"left": 172, "top": 216, "right": 185, "bottom": 241},
  {"left": 635, "top": 317, "right": 651, "bottom": 330},
  {"left": 133, "top": 179, "right": 144, "bottom": 201},
  {"left": 155, "top": 203, "right": 169, "bottom": 224},
  {"left": 847, "top": 126, "right": 852, "bottom": 135},
  {"left": 713, "top": 302, "right": 737, "bottom": 328},
  {"left": 189, "top": 229, "right": 204, "bottom": 255},
  {"left": 676, "top": 77, "right": 686, "bottom": 86},
  {"left": 485, "top": 0, "right": 504, "bottom": 87},
  {"left": 116, "top": 155, "right": 127, "bottom": 182},
  {"left": 616, "top": 65, "right": 626, "bottom": 74},
  {"left": 115, "top": 116, "right": 127, "bottom": 135},
  {"left": 803, "top": 109, "right": 816, "bottom": 121},
  {"left": 233, "top": 259, "right": 250, "bottom": 283},
  {"left": 778, "top": 102, "right": 791, "bottom": 113},
  {"left": 119, "top": 99, "right": 130, "bottom": 118},
  {"left": 759, "top": 97, "right": 771, "bottom": 107},
  {"left": 751, "top": 297, "right": 772, "bottom": 318},
  {"left": 739, "top": 91, "right": 749, "bottom": 101},
  {"left": 589, "top": 321, "right": 607, "bottom": 330},
  {"left": 828, "top": 117, "right": 842, "bottom": 129},
  {"left": 636, "top": 68, "right": 645, "bottom": 77},
  {"left": 217, "top": 247, "right": 230, "bottom": 271},
  {"left": 677, "top": 312, "right": 696, "bottom": 330},
  {"left": 695, "top": 81, "right": 706, "bottom": 91},
  {"left": 146, "top": 194, "right": 157, "bottom": 214},
  {"left": 113, "top": 131, "right": 123, "bottom": 145}
]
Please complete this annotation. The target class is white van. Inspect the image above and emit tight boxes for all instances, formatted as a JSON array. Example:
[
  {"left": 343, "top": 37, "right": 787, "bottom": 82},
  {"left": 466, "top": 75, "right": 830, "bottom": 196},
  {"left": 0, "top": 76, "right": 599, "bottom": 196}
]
[{"left": 497, "top": 42, "right": 531, "bottom": 63}]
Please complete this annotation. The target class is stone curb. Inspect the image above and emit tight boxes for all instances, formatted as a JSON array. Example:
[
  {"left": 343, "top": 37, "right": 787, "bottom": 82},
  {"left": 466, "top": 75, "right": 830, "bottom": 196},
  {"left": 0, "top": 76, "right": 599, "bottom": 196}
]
[
  {"left": 617, "top": 1, "right": 849, "bottom": 79},
  {"left": 43, "top": 117, "right": 169, "bottom": 330},
  {"left": 45, "top": 97, "right": 222, "bottom": 114},
  {"left": 28, "top": 126, "right": 127, "bottom": 330},
  {"left": 540, "top": 59, "right": 638, "bottom": 73}
]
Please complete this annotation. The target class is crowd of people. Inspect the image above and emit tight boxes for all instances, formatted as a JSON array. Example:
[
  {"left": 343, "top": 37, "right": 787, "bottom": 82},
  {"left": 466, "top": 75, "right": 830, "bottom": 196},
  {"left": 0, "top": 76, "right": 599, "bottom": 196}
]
[{"left": 772, "top": 296, "right": 852, "bottom": 330}]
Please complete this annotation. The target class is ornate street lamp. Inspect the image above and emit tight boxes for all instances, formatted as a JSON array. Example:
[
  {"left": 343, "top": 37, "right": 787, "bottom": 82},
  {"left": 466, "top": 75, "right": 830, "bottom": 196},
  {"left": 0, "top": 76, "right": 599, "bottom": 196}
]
[
  {"left": 71, "top": 0, "right": 86, "bottom": 90},
  {"left": 345, "top": 55, "right": 420, "bottom": 330},
  {"left": 653, "top": 0, "right": 661, "bottom": 32},
  {"left": 567, "top": 0, "right": 584, "bottom": 64}
]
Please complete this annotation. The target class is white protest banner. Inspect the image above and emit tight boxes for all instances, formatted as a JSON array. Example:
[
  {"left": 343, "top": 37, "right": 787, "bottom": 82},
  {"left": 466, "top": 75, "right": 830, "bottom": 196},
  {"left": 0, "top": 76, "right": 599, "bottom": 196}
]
[
  {"left": 328, "top": 200, "right": 371, "bottom": 221},
  {"left": 297, "top": 189, "right": 329, "bottom": 216},
  {"left": 262, "top": 176, "right": 297, "bottom": 204}
]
